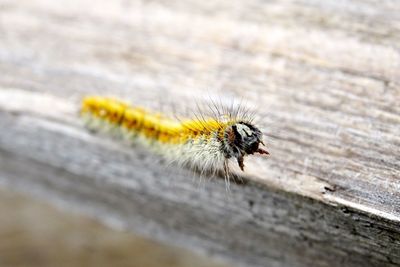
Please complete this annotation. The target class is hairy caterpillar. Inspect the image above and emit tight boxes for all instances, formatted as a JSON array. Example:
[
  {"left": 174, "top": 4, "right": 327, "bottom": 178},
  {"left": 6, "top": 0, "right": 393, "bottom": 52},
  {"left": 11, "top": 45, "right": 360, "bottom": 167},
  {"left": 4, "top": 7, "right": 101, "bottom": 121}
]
[{"left": 80, "top": 96, "right": 269, "bottom": 180}]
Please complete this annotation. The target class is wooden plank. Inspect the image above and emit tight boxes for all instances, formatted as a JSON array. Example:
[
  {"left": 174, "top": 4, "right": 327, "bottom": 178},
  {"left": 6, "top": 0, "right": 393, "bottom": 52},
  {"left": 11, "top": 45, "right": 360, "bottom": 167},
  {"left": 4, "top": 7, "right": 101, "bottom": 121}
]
[{"left": 0, "top": 0, "right": 399, "bottom": 266}]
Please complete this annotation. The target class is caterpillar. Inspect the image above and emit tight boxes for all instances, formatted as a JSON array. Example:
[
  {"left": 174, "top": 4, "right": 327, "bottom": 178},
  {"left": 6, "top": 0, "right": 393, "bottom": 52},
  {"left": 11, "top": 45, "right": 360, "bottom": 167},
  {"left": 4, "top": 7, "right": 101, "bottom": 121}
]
[{"left": 80, "top": 96, "right": 269, "bottom": 180}]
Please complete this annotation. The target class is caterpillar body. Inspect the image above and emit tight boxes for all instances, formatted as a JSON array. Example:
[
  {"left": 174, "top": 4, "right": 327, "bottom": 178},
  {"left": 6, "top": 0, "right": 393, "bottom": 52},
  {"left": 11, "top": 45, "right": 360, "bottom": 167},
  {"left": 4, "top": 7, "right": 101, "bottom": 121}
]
[{"left": 81, "top": 96, "right": 269, "bottom": 180}]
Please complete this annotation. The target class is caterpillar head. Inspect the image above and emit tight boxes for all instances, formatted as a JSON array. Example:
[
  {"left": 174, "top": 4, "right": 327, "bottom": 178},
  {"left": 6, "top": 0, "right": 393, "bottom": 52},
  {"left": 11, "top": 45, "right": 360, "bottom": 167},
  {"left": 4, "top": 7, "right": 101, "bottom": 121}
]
[{"left": 224, "top": 122, "right": 269, "bottom": 171}]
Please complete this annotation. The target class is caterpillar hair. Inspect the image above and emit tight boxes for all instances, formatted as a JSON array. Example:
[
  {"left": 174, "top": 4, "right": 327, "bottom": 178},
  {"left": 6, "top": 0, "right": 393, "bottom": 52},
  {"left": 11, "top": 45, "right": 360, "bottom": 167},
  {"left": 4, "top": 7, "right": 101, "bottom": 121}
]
[{"left": 80, "top": 96, "right": 269, "bottom": 182}]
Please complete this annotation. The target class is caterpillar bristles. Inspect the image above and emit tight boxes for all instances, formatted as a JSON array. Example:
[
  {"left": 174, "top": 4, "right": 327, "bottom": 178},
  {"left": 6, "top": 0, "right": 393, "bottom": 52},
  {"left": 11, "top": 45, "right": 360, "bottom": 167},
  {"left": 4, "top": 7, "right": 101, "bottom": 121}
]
[{"left": 80, "top": 96, "right": 269, "bottom": 186}]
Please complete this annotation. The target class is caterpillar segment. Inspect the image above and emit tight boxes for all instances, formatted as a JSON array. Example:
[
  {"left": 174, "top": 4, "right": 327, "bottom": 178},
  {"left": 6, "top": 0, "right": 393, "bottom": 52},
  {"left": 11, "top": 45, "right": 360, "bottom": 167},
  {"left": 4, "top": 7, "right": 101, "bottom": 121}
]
[{"left": 81, "top": 96, "right": 269, "bottom": 178}]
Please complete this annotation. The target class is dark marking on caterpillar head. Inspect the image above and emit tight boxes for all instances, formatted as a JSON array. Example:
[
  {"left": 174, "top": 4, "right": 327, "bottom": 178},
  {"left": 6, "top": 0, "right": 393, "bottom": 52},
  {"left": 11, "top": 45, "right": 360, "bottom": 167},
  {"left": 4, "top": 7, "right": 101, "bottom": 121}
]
[{"left": 223, "top": 122, "right": 269, "bottom": 171}]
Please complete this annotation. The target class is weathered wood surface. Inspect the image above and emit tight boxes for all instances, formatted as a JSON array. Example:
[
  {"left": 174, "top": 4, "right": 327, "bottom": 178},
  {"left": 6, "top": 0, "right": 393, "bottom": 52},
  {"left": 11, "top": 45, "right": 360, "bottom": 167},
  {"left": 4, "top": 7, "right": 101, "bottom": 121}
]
[{"left": 0, "top": 0, "right": 399, "bottom": 266}]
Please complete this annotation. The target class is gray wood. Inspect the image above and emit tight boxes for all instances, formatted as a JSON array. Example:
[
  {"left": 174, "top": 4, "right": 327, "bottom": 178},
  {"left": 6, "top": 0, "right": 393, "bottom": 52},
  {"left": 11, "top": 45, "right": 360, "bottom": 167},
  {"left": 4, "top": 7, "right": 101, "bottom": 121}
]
[{"left": 0, "top": 1, "right": 399, "bottom": 266}]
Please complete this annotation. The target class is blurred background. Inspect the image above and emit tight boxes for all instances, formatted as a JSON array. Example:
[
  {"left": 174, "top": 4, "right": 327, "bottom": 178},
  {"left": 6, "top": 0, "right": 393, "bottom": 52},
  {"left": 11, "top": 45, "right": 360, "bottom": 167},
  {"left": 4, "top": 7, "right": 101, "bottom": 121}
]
[{"left": 0, "top": 188, "right": 227, "bottom": 267}]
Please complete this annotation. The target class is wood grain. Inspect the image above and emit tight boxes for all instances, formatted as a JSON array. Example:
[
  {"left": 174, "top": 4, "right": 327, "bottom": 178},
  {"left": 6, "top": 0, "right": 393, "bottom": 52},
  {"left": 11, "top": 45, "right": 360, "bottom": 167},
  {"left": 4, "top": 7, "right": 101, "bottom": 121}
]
[{"left": 0, "top": 1, "right": 399, "bottom": 266}]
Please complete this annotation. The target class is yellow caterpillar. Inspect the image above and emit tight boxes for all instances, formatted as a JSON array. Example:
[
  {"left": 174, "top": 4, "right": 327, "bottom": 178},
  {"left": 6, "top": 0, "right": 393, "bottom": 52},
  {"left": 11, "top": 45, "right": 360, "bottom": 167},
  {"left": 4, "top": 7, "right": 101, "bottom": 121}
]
[{"left": 81, "top": 96, "right": 269, "bottom": 179}]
